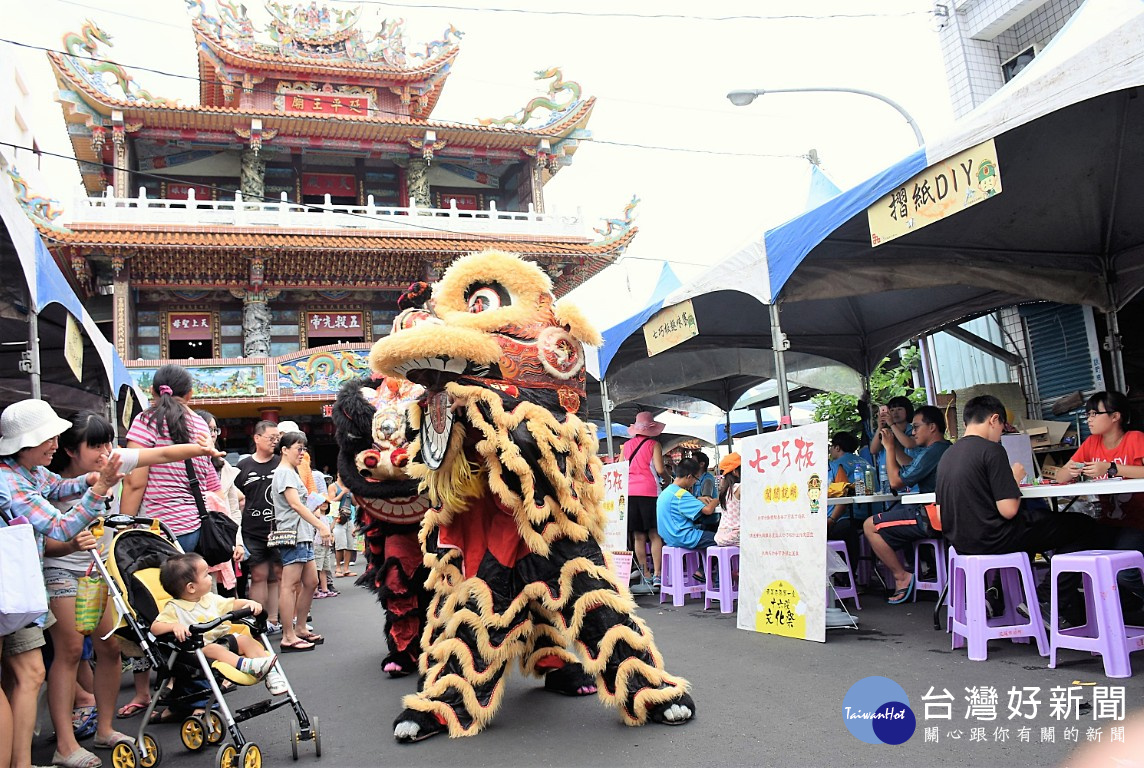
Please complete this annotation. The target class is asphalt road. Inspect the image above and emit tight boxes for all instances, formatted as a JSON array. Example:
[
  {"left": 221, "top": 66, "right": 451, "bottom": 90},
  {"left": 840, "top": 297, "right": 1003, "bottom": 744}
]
[{"left": 34, "top": 578, "right": 1144, "bottom": 768}]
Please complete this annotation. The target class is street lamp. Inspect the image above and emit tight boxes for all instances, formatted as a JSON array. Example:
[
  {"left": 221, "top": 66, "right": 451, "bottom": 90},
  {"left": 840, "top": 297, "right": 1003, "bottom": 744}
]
[
  {"left": 726, "top": 87, "right": 925, "bottom": 146},
  {"left": 727, "top": 85, "right": 925, "bottom": 421}
]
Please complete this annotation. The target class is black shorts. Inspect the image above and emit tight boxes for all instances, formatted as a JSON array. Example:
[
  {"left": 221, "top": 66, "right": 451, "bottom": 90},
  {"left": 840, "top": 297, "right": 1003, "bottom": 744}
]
[
  {"left": 627, "top": 496, "right": 658, "bottom": 535},
  {"left": 870, "top": 504, "right": 934, "bottom": 550},
  {"left": 244, "top": 537, "right": 280, "bottom": 567}
]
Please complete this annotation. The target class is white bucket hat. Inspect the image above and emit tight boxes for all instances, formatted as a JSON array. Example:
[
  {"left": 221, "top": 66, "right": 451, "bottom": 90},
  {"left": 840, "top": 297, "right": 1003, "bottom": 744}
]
[
  {"left": 0, "top": 399, "right": 73, "bottom": 455},
  {"left": 277, "top": 420, "right": 302, "bottom": 433}
]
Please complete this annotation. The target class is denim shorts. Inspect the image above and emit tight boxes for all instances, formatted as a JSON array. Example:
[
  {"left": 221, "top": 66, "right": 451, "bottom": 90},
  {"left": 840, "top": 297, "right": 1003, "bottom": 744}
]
[
  {"left": 279, "top": 542, "right": 314, "bottom": 567},
  {"left": 43, "top": 567, "right": 80, "bottom": 599}
]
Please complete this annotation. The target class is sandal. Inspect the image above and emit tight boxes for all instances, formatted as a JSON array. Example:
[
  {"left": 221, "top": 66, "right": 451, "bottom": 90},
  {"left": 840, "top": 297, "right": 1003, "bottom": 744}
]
[
  {"left": 115, "top": 700, "right": 150, "bottom": 719},
  {"left": 887, "top": 575, "right": 916, "bottom": 605},
  {"left": 93, "top": 730, "right": 136, "bottom": 749},
  {"left": 279, "top": 639, "right": 316, "bottom": 653},
  {"left": 296, "top": 631, "right": 324, "bottom": 645},
  {"left": 147, "top": 708, "right": 182, "bottom": 725},
  {"left": 72, "top": 705, "right": 98, "bottom": 739},
  {"left": 51, "top": 747, "right": 102, "bottom": 768}
]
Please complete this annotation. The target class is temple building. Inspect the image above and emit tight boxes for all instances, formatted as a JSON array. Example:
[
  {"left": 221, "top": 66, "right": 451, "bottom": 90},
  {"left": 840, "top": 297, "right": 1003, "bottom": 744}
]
[{"left": 27, "top": 1, "right": 634, "bottom": 460}]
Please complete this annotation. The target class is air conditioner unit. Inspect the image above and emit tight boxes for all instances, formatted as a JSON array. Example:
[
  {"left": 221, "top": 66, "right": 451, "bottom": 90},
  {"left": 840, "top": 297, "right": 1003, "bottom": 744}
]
[{"left": 1001, "top": 43, "right": 1042, "bottom": 83}]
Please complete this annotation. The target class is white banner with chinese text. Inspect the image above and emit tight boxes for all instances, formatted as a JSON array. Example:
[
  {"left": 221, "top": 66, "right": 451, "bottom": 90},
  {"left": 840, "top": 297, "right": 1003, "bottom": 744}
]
[
  {"left": 737, "top": 422, "right": 829, "bottom": 642},
  {"left": 602, "top": 461, "right": 632, "bottom": 584}
]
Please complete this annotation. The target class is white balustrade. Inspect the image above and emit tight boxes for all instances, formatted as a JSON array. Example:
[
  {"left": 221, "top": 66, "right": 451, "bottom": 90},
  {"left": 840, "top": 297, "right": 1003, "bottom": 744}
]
[{"left": 69, "top": 188, "right": 592, "bottom": 238}]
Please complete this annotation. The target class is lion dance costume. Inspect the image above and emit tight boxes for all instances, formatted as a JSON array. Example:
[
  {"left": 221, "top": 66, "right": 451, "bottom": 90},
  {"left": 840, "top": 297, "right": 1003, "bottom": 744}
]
[
  {"left": 370, "top": 250, "right": 695, "bottom": 742},
  {"left": 332, "top": 283, "right": 434, "bottom": 677}
]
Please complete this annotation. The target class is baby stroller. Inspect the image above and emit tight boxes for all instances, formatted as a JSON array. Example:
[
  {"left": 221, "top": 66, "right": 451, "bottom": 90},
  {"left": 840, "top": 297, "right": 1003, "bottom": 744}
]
[{"left": 90, "top": 515, "right": 320, "bottom": 768}]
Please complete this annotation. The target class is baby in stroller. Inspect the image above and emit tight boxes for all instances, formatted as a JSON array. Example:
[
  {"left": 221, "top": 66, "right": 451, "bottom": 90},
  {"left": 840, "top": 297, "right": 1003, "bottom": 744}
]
[{"left": 152, "top": 553, "right": 287, "bottom": 696}]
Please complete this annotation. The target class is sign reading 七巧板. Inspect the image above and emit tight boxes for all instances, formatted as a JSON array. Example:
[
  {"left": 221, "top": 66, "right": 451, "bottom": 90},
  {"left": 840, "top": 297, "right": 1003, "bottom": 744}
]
[
  {"left": 868, "top": 138, "right": 1002, "bottom": 247},
  {"left": 64, "top": 313, "right": 83, "bottom": 383},
  {"left": 642, "top": 299, "right": 698, "bottom": 357},
  {"left": 737, "top": 421, "right": 829, "bottom": 642},
  {"left": 601, "top": 460, "right": 631, "bottom": 584}
]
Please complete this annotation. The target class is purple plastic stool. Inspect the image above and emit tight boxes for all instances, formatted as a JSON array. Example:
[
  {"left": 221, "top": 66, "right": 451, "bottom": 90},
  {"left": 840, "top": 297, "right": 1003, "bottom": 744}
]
[
  {"left": 914, "top": 538, "right": 947, "bottom": 602},
  {"left": 950, "top": 550, "right": 1047, "bottom": 661},
  {"left": 703, "top": 545, "right": 739, "bottom": 613},
  {"left": 659, "top": 546, "right": 704, "bottom": 607},
  {"left": 1049, "top": 549, "right": 1144, "bottom": 678},
  {"left": 827, "top": 540, "right": 860, "bottom": 610}
]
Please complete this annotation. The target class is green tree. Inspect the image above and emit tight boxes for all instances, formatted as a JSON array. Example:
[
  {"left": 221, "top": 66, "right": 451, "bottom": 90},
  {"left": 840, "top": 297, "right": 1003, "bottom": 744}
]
[{"left": 811, "top": 346, "right": 927, "bottom": 436}]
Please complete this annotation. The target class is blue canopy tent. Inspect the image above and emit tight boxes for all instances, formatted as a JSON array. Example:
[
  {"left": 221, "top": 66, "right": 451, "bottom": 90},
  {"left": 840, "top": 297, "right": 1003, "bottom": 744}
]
[
  {"left": 654, "top": 0, "right": 1144, "bottom": 410},
  {"left": 0, "top": 173, "right": 145, "bottom": 422}
]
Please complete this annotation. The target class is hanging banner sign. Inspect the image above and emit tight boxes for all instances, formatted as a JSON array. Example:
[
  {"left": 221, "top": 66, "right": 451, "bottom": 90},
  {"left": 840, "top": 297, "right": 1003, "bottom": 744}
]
[
  {"left": 121, "top": 395, "right": 133, "bottom": 431},
  {"left": 737, "top": 421, "right": 829, "bottom": 642},
  {"left": 64, "top": 314, "right": 84, "bottom": 383},
  {"left": 284, "top": 92, "right": 369, "bottom": 116},
  {"left": 642, "top": 299, "right": 698, "bottom": 357},
  {"left": 868, "top": 138, "right": 1002, "bottom": 246},
  {"left": 306, "top": 312, "right": 364, "bottom": 338},
  {"left": 166, "top": 182, "right": 214, "bottom": 201},
  {"left": 301, "top": 173, "right": 356, "bottom": 197},
  {"left": 437, "top": 163, "right": 501, "bottom": 189},
  {"left": 168, "top": 312, "right": 212, "bottom": 340}
]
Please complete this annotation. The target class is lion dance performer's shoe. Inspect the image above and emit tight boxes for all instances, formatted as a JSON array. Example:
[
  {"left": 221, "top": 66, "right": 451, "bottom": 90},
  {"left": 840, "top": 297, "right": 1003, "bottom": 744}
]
[{"left": 370, "top": 251, "right": 696, "bottom": 742}]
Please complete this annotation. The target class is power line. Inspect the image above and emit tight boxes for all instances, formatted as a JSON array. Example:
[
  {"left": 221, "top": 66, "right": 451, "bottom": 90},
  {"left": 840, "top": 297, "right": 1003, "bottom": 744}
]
[
  {"left": 53, "top": 0, "right": 929, "bottom": 25},
  {"left": 0, "top": 37, "right": 809, "bottom": 160}
]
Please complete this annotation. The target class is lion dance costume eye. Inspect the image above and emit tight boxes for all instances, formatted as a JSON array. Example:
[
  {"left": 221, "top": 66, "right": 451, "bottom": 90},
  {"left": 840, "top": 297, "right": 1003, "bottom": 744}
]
[{"left": 370, "top": 251, "right": 695, "bottom": 743}]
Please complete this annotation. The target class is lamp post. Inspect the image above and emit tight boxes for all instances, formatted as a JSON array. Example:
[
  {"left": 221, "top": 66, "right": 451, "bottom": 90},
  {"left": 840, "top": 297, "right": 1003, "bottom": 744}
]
[
  {"left": 727, "top": 86, "right": 925, "bottom": 421},
  {"left": 726, "top": 87, "right": 925, "bottom": 147}
]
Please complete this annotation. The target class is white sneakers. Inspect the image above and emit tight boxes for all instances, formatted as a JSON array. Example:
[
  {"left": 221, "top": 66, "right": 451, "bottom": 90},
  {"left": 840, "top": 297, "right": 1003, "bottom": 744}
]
[
  {"left": 242, "top": 655, "right": 277, "bottom": 680},
  {"left": 265, "top": 669, "right": 288, "bottom": 696}
]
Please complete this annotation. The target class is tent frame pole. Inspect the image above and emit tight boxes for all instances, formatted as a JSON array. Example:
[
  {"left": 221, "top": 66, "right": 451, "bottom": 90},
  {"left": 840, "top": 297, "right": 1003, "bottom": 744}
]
[
  {"left": 601, "top": 378, "right": 615, "bottom": 458},
  {"left": 769, "top": 303, "right": 791, "bottom": 422},
  {"left": 27, "top": 296, "right": 41, "bottom": 400}
]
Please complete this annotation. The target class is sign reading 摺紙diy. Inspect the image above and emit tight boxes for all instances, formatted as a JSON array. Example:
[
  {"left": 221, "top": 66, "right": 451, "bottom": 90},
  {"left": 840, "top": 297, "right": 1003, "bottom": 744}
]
[
  {"left": 868, "top": 138, "right": 1001, "bottom": 247},
  {"left": 642, "top": 299, "right": 698, "bottom": 357}
]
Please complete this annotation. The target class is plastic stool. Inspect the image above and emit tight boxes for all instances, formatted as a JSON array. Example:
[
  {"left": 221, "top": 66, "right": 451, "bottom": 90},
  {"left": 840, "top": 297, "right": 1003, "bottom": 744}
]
[
  {"left": 659, "top": 546, "right": 704, "bottom": 607},
  {"left": 949, "top": 550, "right": 1047, "bottom": 661},
  {"left": 827, "top": 540, "right": 860, "bottom": 610},
  {"left": 1049, "top": 549, "right": 1144, "bottom": 678},
  {"left": 703, "top": 546, "right": 739, "bottom": 613},
  {"left": 914, "top": 538, "right": 947, "bottom": 602}
]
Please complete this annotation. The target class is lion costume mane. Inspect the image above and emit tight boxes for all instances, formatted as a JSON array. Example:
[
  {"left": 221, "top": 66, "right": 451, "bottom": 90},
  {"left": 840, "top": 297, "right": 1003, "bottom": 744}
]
[
  {"left": 332, "top": 283, "right": 434, "bottom": 677},
  {"left": 370, "top": 250, "right": 695, "bottom": 742}
]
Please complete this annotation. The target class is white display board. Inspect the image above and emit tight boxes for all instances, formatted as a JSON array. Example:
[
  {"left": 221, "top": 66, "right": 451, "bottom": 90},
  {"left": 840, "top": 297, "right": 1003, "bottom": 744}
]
[
  {"left": 736, "top": 422, "right": 829, "bottom": 642},
  {"left": 602, "top": 460, "right": 632, "bottom": 584}
]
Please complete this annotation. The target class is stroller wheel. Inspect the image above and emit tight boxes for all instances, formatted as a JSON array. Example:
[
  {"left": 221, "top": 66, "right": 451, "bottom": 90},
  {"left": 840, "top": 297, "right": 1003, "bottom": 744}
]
[
  {"left": 181, "top": 714, "right": 207, "bottom": 752},
  {"left": 204, "top": 711, "right": 225, "bottom": 744},
  {"left": 239, "top": 742, "right": 263, "bottom": 768},
  {"left": 289, "top": 724, "right": 298, "bottom": 760},
  {"left": 140, "top": 733, "right": 162, "bottom": 768},
  {"left": 110, "top": 741, "right": 140, "bottom": 768},
  {"left": 214, "top": 743, "right": 237, "bottom": 768},
  {"left": 312, "top": 717, "right": 321, "bottom": 758}
]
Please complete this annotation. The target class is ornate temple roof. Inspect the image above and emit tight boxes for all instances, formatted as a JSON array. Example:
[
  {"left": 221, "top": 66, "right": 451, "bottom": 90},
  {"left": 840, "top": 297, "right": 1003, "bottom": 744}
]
[{"left": 44, "top": 224, "right": 636, "bottom": 297}]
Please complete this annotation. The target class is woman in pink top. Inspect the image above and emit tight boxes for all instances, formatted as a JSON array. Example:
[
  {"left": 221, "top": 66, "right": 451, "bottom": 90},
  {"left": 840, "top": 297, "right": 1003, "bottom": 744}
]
[
  {"left": 622, "top": 412, "right": 670, "bottom": 592},
  {"left": 120, "top": 364, "right": 221, "bottom": 553}
]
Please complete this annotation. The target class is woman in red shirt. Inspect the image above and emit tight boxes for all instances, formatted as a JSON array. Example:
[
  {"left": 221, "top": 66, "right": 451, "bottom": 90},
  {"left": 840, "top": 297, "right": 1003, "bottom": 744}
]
[{"left": 1058, "top": 390, "right": 1144, "bottom": 608}]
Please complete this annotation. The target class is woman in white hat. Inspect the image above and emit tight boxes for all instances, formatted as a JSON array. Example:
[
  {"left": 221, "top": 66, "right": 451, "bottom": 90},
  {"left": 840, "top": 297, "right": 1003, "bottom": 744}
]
[
  {"left": 621, "top": 412, "right": 671, "bottom": 594},
  {"left": 0, "top": 398, "right": 125, "bottom": 768}
]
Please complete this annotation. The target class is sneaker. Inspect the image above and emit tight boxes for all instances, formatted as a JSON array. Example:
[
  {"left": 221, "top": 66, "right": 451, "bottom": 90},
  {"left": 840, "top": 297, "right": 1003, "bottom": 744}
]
[
  {"left": 242, "top": 655, "right": 277, "bottom": 680},
  {"left": 264, "top": 669, "right": 288, "bottom": 696},
  {"left": 1038, "top": 601, "right": 1074, "bottom": 631},
  {"left": 651, "top": 575, "right": 661, "bottom": 591},
  {"left": 313, "top": 590, "right": 331, "bottom": 599},
  {"left": 265, "top": 621, "right": 283, "bottom": 636}
]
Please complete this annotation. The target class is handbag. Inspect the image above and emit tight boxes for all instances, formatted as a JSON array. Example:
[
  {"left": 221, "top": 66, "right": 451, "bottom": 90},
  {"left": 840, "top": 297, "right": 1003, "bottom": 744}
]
[
  {"left": 186, "top": 459, "right": 239, "bottom": 566},
  {"left": 0, "top": 511, "right": 49, "bottom": 635},
  {"left": 74, "top": 567, "right": 109, "bottom": 636},
  {"left": 266, "top": 528, "right": 298, "bottom": 549}
]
